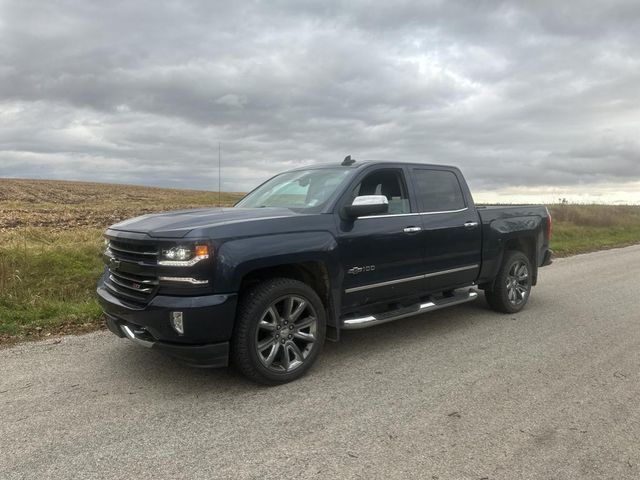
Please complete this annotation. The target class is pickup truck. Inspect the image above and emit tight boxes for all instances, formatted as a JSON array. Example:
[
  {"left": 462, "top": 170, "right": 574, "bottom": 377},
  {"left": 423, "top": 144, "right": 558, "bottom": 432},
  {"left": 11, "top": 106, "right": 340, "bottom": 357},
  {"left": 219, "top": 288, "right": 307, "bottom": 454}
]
[{"left": 97, "top": 158, "right": 553, "bottom": 384}]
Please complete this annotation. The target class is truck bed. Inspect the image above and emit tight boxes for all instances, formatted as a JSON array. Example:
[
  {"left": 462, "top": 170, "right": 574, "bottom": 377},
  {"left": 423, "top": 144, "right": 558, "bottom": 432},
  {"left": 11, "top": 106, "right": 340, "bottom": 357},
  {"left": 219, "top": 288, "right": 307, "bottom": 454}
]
[{"left": 477, "top": 204, "right": 549, "bottom": 224}]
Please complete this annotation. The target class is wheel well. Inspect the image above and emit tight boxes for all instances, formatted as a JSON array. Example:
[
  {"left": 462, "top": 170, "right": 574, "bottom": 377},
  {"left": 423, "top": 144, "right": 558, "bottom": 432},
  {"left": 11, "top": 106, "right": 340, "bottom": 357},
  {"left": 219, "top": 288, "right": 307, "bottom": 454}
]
[
  {"left": 503, "top": 236, "right": 538, "bottom": 285},
  {"left": 239, "top": 262, "right": 331, "bottom": 308}
]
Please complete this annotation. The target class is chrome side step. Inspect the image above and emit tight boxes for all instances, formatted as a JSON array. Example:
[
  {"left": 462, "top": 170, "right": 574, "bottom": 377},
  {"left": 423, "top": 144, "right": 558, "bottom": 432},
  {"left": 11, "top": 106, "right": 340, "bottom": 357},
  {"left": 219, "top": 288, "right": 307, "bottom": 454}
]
[{"left": 342, "top": 289, "right": 479, "bottom": 330}]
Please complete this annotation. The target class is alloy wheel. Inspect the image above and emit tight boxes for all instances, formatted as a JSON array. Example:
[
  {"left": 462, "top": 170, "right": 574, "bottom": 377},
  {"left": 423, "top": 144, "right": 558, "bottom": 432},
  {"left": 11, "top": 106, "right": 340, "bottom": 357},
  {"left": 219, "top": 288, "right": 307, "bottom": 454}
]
[
  {"left": 254, "top": 295, "right": 318, "bottom": 373},
  {"left": 506, "top": 260, "right": 530, "bottom": 306}
]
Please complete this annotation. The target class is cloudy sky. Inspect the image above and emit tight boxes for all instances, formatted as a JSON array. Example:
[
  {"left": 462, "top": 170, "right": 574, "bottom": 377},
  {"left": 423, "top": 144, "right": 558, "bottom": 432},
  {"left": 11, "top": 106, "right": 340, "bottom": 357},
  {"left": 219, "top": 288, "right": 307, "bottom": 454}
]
[{"left": 1, "top": 0, "right": 639, "bottom": 203}]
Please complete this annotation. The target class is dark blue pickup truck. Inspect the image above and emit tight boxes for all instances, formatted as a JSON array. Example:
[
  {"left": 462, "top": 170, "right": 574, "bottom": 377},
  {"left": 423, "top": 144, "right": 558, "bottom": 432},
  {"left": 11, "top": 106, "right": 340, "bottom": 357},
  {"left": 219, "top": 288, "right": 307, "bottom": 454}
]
[{"left": 98, "top": 158, "right": 552, "bottom": 384}]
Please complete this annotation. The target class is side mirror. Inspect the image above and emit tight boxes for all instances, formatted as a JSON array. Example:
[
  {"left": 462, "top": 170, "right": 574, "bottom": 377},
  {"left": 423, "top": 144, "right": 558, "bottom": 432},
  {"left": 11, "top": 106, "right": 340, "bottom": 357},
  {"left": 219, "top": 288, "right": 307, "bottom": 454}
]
[{"left": 343, "top": 195, "right": 389, "bottom": 219}]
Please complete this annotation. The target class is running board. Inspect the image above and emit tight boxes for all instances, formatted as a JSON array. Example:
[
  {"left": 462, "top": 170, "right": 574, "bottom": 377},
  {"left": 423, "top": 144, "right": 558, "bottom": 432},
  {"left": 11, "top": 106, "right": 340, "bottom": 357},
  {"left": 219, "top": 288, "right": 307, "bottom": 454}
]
[{"left": 341, "top": 289, "right": 479, "bottom": 330}]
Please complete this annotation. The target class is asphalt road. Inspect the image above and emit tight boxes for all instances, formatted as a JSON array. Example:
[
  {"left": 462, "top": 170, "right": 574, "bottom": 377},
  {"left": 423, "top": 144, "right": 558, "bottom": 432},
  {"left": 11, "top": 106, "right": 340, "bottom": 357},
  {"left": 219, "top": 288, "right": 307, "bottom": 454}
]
[{"left": 2, "top": 245, "right": 640, "bottom": 480}]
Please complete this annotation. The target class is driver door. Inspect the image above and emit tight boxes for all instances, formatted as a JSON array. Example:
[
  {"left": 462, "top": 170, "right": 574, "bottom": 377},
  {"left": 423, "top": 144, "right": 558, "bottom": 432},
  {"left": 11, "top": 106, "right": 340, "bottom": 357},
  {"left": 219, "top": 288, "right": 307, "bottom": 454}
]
[{"left": 336, "top": 167, "right": 426, "bottom": 310}]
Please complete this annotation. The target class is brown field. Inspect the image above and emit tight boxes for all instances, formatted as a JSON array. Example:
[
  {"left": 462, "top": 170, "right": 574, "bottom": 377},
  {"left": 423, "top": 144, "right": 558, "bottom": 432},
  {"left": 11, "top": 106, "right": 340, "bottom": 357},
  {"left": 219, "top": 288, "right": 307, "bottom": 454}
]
[{"left": 0, "top": 178, "right": 243, "bottom": 231}]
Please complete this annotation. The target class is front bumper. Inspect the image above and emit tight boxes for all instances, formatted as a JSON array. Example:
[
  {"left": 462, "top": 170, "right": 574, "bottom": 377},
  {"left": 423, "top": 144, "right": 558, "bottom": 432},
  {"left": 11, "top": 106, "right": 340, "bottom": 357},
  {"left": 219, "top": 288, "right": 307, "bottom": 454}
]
[{"left": 97, "top": 279, "right": 238, "bottom": 368}]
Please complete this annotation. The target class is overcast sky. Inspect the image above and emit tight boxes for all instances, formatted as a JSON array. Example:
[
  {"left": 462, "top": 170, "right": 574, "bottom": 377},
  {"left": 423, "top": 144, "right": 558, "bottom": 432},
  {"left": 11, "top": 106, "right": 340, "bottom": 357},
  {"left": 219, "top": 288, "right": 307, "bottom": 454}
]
[{"left": 1, "top": 1, "right": 639, "bottom": 203}]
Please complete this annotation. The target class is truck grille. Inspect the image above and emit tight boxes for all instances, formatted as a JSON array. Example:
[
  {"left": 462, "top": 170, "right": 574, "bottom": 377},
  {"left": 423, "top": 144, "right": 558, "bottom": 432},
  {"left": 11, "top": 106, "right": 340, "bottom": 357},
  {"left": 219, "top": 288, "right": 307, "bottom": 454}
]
[{"left": 104, "top": 238, "right": 159, "bottom": 304}]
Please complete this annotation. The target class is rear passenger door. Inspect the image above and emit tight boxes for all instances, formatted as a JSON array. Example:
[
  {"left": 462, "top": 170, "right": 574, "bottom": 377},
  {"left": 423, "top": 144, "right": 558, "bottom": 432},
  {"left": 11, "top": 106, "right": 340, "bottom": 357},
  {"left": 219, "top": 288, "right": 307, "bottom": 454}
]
[{"left": 411, "top": 168, "right": 482, "bottom": 292}]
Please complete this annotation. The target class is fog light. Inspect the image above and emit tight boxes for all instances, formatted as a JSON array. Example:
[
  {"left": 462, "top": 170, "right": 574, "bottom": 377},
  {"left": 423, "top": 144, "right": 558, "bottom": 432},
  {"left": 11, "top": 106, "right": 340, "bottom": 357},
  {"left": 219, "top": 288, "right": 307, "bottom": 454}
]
[{"left": 171, "top": 311, "right": 184, "bottom": 335}]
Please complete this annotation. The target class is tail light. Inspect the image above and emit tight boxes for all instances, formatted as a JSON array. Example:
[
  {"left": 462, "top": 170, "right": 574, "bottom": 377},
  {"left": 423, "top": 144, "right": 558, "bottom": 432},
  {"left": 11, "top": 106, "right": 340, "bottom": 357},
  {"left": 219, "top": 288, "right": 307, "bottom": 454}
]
[{"left": 546, "top": 208, "right": 553, "bottom": 241}]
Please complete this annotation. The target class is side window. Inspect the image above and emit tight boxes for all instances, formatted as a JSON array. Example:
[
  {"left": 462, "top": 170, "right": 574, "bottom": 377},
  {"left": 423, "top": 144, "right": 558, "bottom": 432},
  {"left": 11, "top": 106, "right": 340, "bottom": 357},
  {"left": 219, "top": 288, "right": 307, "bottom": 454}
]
[
  {"left": 351, "top": 169, "right": 410, "bottom": 214},
  {"left": 413, "top": 169, "right": 466, "bottom": 212}
]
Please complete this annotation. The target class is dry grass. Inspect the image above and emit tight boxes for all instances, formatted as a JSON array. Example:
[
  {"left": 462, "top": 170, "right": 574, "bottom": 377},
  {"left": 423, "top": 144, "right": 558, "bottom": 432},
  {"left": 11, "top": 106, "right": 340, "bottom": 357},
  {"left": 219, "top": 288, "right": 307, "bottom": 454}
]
[{"left": 548, "top": 204, "right": 640, "bottom": 228}]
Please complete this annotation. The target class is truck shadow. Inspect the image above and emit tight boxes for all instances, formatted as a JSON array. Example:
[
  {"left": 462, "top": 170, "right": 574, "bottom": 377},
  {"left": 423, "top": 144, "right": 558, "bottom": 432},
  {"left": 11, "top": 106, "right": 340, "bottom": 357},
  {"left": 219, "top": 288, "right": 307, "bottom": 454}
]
[
  {"left": 106, "top": 340, "right": 249, "bottom": 393},
  {"left": 104, "top": 294, "right": 502, "bottom": 393},
  {"left": 324, "top": 294, "right": 495, "bottom": 354}
]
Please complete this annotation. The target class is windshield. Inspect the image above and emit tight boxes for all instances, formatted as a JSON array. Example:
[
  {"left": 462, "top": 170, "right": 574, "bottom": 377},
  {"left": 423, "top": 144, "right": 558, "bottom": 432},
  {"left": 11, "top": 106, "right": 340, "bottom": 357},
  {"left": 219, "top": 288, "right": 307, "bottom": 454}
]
[{"left": 236, "top": 168, "right": 352, "bottom": 212}]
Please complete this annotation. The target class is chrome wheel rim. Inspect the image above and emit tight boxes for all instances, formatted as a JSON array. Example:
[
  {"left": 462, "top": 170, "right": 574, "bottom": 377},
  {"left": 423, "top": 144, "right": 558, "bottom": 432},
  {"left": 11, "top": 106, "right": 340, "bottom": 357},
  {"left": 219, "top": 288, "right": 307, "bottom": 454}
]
[
  {"left": 255, "top": 295, "right": 318, "bottom": 373},
  {"left": 506, "top": 260, "right": 530, "bottom": 306}
]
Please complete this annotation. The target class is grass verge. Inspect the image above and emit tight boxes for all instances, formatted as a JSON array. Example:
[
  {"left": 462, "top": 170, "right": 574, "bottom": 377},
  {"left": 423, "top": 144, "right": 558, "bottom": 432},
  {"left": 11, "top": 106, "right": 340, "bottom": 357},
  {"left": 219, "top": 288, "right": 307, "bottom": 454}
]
[
  {"left": 548, "top": 205, "right": 640, "bottom": 256},
  {"left": 0, "top": 228, "right": 105, "bottom": 344}
]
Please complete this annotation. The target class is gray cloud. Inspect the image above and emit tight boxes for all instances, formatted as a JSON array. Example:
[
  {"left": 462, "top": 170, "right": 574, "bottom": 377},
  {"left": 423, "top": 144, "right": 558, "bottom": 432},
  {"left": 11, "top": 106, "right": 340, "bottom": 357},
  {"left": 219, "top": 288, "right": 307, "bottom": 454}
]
[{"left": 1, "top": 0, "right": 639, "bottom": 200}]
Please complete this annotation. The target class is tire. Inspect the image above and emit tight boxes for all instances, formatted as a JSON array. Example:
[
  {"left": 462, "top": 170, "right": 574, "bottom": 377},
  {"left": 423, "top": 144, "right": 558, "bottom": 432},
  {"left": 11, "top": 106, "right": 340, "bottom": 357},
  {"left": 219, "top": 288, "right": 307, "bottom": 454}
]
[
  {"left": 485, "top": 250, "right": 533, "bottom": 314},
  {"left": 231, "top": 278, "right": 326, "bottom": 385}
]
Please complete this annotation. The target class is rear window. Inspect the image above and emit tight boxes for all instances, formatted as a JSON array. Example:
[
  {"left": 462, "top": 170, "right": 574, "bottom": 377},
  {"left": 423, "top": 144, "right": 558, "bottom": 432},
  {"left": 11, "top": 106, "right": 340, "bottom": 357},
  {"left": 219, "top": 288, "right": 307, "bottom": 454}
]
[{"left": 413, "top": 169, "right": 466, "bottom": 212}]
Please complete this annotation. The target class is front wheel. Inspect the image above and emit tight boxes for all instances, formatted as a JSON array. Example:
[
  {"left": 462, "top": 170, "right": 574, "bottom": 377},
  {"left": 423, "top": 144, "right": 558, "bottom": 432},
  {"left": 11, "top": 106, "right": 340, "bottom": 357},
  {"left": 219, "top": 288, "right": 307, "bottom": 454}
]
[
  {"left": 231, "top": 278, "right": 326, "bottom": 385},
  {"left": 485, "top": 251, "right": 533, "bottom": 314}
]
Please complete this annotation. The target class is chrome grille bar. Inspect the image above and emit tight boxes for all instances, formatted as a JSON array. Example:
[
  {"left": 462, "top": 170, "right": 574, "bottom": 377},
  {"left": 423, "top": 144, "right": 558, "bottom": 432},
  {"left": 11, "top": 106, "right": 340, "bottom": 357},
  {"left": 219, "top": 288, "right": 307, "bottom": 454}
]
[{"left": 108, "top": 274, "right": 154, "bottom": 294}]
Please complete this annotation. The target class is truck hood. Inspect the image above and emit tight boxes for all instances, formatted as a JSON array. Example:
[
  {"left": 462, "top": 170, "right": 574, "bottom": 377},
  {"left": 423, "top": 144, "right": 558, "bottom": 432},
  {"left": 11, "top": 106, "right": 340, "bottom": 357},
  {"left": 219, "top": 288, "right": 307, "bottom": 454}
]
[{"left": 109, "top": 207, "right": 300, "bottom": 238}]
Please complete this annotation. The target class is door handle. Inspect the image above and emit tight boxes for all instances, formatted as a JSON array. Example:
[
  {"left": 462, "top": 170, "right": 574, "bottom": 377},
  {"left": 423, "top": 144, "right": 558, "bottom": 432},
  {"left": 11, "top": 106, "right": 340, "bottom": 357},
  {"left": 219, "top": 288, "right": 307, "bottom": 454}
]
[
  {"left": 403, "top": 226, "right": 422, "bottom": 233},
  {"left": 464, "top": 221, "right": 479, "bottom": 228}
]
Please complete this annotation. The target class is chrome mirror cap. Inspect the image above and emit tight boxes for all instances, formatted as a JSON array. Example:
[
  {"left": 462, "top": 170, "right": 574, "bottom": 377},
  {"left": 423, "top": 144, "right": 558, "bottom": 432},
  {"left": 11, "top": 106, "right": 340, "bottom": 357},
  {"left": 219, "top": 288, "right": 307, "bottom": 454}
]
[
  {"left": 343, "top": 195, "right": 389, "bottom": 219},
  {"left": 352, "top": 195, "right": 389, "bottom": 206}
]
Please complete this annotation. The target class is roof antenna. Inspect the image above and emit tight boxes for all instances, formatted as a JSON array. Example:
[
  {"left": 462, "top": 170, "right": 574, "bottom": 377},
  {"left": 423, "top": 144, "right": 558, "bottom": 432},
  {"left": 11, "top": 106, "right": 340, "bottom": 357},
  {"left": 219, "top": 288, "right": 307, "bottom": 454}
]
[
  {"left": 342, "top": 154, "right": 356, "bottom": 166},
  {"left": 218, "top": 142, "right": 222, "bottom": 208}
]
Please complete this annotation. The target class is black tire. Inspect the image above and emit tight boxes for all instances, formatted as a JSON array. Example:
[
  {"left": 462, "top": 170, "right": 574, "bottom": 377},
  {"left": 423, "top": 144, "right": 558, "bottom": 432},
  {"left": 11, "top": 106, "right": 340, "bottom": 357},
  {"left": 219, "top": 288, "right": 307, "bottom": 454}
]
[
  {"left": 485, "top": 250, "right": 533, "bottom": 314},
  {"left": 231, "top": 278, "right": 326, "bottom": 385}
]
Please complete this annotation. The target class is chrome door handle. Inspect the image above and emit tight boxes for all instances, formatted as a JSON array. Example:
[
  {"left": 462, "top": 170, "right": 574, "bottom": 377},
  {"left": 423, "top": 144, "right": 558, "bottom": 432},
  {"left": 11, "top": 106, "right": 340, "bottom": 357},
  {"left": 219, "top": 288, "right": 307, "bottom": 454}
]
[
  {"left": 464, "top": 221, "right": 479, "bottom": 228},
  {"left": 403, "top": 226, "right": 422, "bottom": 233}
]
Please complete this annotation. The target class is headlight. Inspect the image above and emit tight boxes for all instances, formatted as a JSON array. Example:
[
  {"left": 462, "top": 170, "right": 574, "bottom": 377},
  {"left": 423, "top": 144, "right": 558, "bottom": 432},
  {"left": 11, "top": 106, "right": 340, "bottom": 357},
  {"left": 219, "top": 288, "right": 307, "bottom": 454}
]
[{"left": 158, "top": 244, "right": 210, "bottom": 267}]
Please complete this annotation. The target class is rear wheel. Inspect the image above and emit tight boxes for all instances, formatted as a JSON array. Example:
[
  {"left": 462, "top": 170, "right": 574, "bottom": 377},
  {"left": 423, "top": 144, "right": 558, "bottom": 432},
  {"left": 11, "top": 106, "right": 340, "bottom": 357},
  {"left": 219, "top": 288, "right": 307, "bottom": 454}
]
[
  {"left": 231, "top": 278, "right": 326, "bottom": 385},
  {"left": 485, "top": 251, "right": 532, "bottom": 314}
]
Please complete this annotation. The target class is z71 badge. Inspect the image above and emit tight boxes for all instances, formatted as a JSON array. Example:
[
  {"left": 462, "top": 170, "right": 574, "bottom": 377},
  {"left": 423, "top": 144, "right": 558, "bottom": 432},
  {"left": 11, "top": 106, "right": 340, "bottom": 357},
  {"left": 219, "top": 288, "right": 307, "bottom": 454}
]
[{"left": 347, "top": 265, "right": 375, "bottom": 275}]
